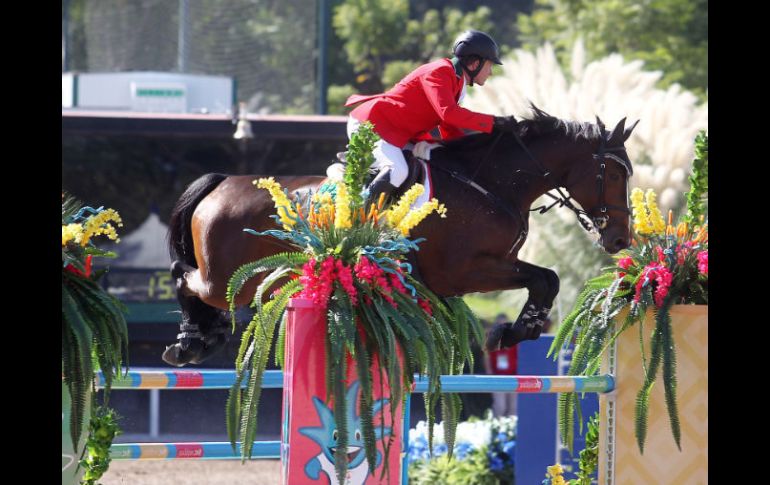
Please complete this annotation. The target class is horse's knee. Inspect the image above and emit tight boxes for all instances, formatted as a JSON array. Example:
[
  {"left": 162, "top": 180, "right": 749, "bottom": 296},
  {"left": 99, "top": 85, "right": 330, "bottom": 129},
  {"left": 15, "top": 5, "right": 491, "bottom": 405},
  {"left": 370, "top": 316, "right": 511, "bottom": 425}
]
[
  {"left": 527, "top": 273, "right": 550, "bottom": 300},
  {"left": 542, "top": 268, "right": 559, "bottom": 301}
]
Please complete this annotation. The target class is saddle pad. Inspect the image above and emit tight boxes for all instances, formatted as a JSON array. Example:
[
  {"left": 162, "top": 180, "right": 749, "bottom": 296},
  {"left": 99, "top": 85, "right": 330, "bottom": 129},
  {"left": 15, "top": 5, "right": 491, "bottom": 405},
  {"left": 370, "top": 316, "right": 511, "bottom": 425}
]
[{"left": 325, "top": 158, "right": 435, "bottom": 210}]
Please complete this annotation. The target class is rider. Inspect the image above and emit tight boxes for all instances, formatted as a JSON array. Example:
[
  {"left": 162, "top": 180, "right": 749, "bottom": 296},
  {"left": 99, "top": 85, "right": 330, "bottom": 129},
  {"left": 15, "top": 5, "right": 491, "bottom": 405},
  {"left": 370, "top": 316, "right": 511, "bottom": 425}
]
[{"left": 344, "top": 30, "right": 520, "bottom": 201}]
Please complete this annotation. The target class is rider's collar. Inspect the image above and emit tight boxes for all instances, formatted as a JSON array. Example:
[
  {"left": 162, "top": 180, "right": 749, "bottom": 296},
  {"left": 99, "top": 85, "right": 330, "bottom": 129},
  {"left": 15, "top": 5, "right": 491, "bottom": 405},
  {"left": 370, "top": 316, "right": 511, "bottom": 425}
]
[{"left": 451, "top": 57, "right": 464, "bottom": 79}]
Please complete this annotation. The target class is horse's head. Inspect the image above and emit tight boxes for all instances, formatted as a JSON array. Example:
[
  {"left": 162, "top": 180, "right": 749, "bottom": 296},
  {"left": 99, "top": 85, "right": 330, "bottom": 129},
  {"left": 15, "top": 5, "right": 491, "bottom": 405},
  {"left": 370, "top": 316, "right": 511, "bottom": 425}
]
[{"left": 562, "top": 117, "right": 638, "bottom": 254}]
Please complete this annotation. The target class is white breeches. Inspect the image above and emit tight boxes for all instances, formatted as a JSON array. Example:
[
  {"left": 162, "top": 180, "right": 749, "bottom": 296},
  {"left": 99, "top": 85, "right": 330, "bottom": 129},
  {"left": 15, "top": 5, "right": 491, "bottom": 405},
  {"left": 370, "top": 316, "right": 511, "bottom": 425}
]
[{"left": 347, "top": 117, "right": 409, "bottom": 187}]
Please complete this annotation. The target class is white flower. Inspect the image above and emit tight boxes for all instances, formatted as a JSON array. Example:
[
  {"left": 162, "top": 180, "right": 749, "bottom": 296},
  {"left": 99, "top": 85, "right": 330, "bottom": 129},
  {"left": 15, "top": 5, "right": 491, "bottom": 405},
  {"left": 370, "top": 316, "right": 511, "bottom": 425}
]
[{"left": 455, "top": 420, "right": 492, "bottom": 449}]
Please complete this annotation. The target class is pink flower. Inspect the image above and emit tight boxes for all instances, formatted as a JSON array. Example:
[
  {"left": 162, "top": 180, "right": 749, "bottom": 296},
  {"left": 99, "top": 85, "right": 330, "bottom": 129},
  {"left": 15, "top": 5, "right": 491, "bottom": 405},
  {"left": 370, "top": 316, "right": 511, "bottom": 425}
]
[
  {"left": 675, "top": 244, "right": 688, "bottom": 265},
  {"left": 389, "top": 272, "right": 408, "bottom": 295},
  {"left": 655, "top": 246, "right": 666, "bottom": 264},
  {"left": 697, "top": 250, "right": 708, "bottom": 276},
  {"left": 653, "top": 266, "right": 673, "bottom": 307},
  {"left": 296, "top": 257, "right": 337, "bottom": 312},
  {"left": 633, "top": 263, "right": 673, "bottom": 308},
  {"left": 335, "top": 259, "right": 357, "bottom": 305},
  {"left": 418, "top": 298, "right": 432, "bottom": 316},
  {"left": 617, "top": 257, "right": 634, "bottom": 270}
]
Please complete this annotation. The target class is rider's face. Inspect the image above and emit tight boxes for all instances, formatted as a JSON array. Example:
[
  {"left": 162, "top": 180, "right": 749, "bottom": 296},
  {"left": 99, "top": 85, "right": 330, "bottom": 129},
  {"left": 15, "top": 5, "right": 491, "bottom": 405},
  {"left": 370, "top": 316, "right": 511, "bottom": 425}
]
[{"left": 468, "top": 60, "right": 493, "bottom": 86}]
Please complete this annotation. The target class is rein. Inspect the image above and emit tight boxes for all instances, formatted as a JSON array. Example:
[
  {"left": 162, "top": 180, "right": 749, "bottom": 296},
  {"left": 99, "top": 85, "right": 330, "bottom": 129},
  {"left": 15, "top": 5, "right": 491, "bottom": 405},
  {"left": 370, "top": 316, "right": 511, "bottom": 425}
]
[{"left": 423, "top": 126, "right": 632, "bottom": 255}]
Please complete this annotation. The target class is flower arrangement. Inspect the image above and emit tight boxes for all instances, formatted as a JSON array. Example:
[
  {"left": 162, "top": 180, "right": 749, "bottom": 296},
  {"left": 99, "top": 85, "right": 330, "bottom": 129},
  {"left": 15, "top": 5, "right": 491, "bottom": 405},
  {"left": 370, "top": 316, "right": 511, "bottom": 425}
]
[
  {"left": 225, "top": 122, "right": 484, "bottom": 484},
  {"left": 550, "top": 131, "right": 708, "bottom": 454},
  {"left": 61, "top": 193, "right": 128, "bottom": 479},
  {"left": 408, "top": 411, "right": 517, "bottom": 485}
]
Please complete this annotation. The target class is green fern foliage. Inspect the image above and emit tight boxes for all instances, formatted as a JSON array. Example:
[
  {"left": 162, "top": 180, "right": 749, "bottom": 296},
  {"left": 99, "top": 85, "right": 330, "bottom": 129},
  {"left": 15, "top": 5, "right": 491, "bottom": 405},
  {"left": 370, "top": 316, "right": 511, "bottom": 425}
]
[{"left": 61, "top": 193, "right": 128, "bottom": 453}]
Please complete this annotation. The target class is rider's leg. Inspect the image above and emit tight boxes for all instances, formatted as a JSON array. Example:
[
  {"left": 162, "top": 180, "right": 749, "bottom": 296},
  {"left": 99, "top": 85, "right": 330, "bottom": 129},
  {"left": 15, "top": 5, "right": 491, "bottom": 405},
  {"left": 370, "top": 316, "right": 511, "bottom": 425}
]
[
  {"left": 367, "top": 141, "right": 408, "bottom": 201},
  {"left": 347, "top": 116, "right": 408, "bottom": 201}
]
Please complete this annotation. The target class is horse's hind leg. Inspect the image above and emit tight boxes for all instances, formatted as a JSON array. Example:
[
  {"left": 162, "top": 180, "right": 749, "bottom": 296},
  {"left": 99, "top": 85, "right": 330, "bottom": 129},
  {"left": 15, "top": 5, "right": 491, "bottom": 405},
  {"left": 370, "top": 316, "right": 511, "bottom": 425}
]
[{"left": 162, "top": 260, "right": 231, "bottom": 367}]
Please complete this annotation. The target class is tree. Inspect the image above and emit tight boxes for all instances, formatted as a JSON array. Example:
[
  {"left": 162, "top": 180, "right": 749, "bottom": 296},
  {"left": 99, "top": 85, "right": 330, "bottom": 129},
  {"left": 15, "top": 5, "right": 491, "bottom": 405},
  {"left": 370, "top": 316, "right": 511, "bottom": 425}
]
[
  {"left": 328, "top": 0, "right": 496, "bottom": 112},
  {"left": 64, "top": 0, "right": 318, "bottom": 114},
  {"left": 517, "top": 0, "right": 708, "bottom": 99}
]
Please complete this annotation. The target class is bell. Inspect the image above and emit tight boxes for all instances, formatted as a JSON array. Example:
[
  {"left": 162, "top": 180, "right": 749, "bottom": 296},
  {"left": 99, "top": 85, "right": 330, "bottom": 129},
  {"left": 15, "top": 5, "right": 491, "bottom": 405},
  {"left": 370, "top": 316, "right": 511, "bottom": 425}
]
[
  {"left": 233, "top": 102, "right": 253, "bottom": 140},
  {"left": 233, "top": 118, "right": 253, "bottom": 140}
]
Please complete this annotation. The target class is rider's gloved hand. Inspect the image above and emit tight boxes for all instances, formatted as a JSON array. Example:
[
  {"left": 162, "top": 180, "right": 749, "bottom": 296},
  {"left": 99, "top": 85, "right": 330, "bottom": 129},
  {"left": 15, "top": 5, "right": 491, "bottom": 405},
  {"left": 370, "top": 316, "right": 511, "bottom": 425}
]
[{"left": 493, "top": 115, "right": 519, "bottom": 132}]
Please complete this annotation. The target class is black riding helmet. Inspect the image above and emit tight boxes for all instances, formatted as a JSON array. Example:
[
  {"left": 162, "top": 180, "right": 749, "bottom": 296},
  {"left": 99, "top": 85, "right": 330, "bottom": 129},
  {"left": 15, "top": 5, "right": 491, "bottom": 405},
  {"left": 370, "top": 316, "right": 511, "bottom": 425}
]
[{"left": 452, "top": 30, "right": 502, "bottom": 85}]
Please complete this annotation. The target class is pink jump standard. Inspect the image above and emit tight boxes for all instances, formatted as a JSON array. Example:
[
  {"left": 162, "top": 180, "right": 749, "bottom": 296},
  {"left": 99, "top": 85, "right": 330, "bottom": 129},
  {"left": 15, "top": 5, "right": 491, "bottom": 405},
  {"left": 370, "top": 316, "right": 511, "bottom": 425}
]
[{"left": 282, "top": 298, "right": 404, "bottom": 485}]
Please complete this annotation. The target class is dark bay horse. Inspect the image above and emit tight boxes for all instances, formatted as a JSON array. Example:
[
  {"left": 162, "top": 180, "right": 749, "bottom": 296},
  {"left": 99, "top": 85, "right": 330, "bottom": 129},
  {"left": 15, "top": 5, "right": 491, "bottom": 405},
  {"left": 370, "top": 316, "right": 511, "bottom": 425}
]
[{"left": 163, "top": 108, "right": 638, "bottom": 366}]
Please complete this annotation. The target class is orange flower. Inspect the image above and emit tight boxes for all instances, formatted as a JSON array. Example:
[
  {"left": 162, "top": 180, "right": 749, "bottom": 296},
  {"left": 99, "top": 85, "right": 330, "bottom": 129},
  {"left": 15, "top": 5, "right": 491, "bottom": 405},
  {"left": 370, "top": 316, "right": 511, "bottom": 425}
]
[{"left": 676, "top": 222, "right": 688, "bottom": 239}]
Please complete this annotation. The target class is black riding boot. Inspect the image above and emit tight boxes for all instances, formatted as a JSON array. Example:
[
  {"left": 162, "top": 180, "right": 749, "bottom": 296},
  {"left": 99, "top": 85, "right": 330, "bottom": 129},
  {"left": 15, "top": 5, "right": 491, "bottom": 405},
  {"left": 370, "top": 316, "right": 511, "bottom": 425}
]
[{"left": 367, "top": 168, "right": 398, "bottom": 204}]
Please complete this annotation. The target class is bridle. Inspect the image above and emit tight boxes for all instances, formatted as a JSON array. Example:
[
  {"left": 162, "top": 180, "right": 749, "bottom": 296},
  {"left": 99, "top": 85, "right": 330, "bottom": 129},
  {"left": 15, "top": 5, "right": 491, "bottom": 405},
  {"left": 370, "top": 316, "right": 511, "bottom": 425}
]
[
  {"left": 424, "top": 124, "right": 633, "bottom": 256},
  {"left": 529, "top": 126, "right": 633, "bottom": 233}
]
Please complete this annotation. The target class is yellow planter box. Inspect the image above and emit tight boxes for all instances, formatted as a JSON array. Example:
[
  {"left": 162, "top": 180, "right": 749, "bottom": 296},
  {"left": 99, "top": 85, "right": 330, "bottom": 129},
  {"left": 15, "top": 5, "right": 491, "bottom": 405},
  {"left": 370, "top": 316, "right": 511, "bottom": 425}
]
[{"left": 599, "top": 305, "right": 707, "bottom": 485}]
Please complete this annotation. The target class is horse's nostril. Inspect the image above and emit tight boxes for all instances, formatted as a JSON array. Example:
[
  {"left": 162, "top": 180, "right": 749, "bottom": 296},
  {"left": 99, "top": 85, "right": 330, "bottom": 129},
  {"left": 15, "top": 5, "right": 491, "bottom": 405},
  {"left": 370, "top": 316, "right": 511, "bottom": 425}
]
[{"left": 614, "top": 238, "right": 628, "bottom": 250}]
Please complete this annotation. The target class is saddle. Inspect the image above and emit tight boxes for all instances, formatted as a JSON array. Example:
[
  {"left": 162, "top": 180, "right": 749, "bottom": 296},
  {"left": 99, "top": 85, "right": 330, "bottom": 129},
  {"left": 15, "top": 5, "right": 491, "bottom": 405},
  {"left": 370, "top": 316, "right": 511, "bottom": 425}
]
[{"left": 332, "top": 149, "right": 427, "bottom": 201}]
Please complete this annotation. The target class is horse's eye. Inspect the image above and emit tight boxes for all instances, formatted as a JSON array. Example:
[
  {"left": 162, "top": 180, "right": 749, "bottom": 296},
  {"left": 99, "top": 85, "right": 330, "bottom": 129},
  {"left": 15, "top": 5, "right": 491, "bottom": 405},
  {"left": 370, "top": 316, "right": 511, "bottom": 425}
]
[{"left": 333, "top": 430, "right": 338, "bottom": 441}]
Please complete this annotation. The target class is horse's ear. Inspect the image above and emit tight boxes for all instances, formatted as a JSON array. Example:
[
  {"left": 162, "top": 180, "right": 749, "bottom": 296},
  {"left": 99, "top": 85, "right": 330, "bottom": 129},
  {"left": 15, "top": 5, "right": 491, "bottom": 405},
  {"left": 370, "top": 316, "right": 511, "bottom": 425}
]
[
  {"left": 607, "top": 117, "right": 627, "bottom": 145},
  {"left": 623, "top": 119, "right": 640, "bottom": 142},
  {"left": 595, "top": 116, "right": 605, "bottom": 132}
]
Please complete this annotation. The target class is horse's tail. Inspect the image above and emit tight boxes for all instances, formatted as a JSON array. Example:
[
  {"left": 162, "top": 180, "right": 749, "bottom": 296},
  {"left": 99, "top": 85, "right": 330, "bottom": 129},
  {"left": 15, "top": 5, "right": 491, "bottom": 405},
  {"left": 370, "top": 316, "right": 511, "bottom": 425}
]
[{"left": 168, "top": 173, "right": 227, "bottom": 267}]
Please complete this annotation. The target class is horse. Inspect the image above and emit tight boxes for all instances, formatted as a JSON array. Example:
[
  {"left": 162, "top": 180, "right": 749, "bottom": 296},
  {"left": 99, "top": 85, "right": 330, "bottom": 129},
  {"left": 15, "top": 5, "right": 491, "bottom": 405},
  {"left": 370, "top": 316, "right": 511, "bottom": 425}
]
[{"left": 162, "top": 107, "right": 638, "bottom": 367}]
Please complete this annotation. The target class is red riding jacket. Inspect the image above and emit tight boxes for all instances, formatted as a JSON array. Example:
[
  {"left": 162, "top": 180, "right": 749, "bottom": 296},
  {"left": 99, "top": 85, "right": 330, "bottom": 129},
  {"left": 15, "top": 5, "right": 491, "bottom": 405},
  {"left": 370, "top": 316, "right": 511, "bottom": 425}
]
[{"left": 345, "top": 58, "right": 494, "bottom": 148}]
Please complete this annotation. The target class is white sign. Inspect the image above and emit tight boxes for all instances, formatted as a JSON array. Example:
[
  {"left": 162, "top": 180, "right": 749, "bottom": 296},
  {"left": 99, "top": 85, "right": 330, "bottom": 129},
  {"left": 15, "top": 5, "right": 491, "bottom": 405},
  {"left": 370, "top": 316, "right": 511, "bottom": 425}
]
[{"left": 130, "top": 82, "right": 187, "bottom": 113}]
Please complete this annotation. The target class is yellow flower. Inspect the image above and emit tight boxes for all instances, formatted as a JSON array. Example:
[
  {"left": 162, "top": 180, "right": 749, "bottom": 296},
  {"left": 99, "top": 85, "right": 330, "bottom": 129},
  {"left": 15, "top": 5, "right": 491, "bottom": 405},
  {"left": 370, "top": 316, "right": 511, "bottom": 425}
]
[
  {"left": 396, "top": 198, "right": 447, "bottom": 236},
  {"left": 645, "top": 189, "right": 666, "bottom": 235},
  {"left": 80, "top": 209, "right": 123, "bottom": 246},
  {"left": 547, "top": 464, "right": 564, "bottom": 476},
  {"left": 630, "top": 188, "right": 653, "bottom": 235},
  {"left": 334, "top": 182, "right": 352, "bottom": 229},
  {"left": 385, "top": 184, "right": 424, "bottom": 227},
  {"left": 256, "top": 177, "right": 297, "bottom": 229},
  {"left": 62, "top": 223, "right": 85, "bottom": 246}
]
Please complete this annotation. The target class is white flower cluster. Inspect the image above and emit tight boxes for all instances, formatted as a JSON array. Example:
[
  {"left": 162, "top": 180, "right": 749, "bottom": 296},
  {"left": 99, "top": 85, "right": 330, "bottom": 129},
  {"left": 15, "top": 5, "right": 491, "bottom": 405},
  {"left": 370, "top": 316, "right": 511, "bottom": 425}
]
[{"left": 465, "top": 40, "right": 707, "bottom": 210}]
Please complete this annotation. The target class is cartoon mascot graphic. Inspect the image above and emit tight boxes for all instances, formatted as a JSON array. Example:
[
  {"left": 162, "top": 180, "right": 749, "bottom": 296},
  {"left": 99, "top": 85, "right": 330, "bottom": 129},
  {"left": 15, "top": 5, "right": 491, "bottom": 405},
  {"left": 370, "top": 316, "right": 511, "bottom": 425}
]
[{"left": 299, "top": 381, "right": 392, "bottom": 484}]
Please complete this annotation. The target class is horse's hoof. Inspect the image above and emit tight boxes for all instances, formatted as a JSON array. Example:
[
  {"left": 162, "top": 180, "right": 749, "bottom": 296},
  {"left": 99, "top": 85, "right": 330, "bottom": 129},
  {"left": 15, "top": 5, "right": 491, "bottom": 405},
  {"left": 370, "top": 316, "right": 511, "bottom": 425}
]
[
  {"left": 162, "top": 340, "right": 202, "bottom": 367},
  {"left": 499, "top": 321, "right": 531, "bottom": 348},
  {"left": 485, "top": 322, "right": 511, "bottom": 351},
  {"left": 161, "top": 334, "right": 229, "bottom": 367},
  {"left": 195, "top": 333, "right": 229, "bottom": 363}
]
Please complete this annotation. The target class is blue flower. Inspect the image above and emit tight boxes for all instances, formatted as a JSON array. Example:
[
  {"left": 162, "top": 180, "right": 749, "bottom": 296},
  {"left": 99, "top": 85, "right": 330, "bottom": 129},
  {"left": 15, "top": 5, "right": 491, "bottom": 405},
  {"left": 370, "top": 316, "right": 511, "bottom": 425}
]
[
  {"left": 496, "top": 432, "right": 508, "bottom": 442},
  {"left": 407, "top": 438, "right": 430, "bottom": 463},
  {"left": 489, "top": 456, "right": 505, "bottom": 471},
  {"left": 408, "top": 446, "right": 429, "bottom": 463},
  {"left": 433, "top": 443, "right": 448, "bottom": 456},
  {"left": 454, "top": 442, "right": 473, "bottom": 460},
  {"left": 502, "top": 440, "right": 516, "bottom": 457}
]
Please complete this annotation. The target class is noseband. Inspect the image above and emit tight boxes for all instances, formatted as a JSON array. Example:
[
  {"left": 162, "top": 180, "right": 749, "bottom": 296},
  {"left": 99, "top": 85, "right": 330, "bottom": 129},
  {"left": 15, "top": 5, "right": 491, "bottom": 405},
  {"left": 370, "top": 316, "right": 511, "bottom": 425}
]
[
  {"left": 423, "top": 125, "right": 632, "bottom": 257},
  {"left": 525, "top": 127, "right": 632, "bottom": 233}
]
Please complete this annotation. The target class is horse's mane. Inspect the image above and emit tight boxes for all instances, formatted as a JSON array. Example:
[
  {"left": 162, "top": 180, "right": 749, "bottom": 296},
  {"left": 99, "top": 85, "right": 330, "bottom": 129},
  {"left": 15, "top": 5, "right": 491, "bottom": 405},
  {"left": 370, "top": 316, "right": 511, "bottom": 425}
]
[{"left": 441, "top": 104, "right": 604, "bottom": 153}]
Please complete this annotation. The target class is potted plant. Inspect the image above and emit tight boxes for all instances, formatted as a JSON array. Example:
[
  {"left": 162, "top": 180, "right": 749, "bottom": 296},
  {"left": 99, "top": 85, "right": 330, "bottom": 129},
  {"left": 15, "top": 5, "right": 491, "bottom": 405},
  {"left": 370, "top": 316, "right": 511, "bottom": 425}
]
[
  {"left": 550, "top": 131, "right": 707, "bottom": 454},
  {"left": 62, "top": 193, "right": 129, "bottom": 484},
  {"left": 225, "top": 122, "right": 484, "bottom": 484}
]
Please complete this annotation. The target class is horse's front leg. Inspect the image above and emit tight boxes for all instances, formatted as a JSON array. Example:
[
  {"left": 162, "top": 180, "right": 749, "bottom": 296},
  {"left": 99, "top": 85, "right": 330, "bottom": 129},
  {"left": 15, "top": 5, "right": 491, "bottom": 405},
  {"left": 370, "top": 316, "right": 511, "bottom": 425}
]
[{"left": 484, "top": 260, "right": 559, "bottom": 351}]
